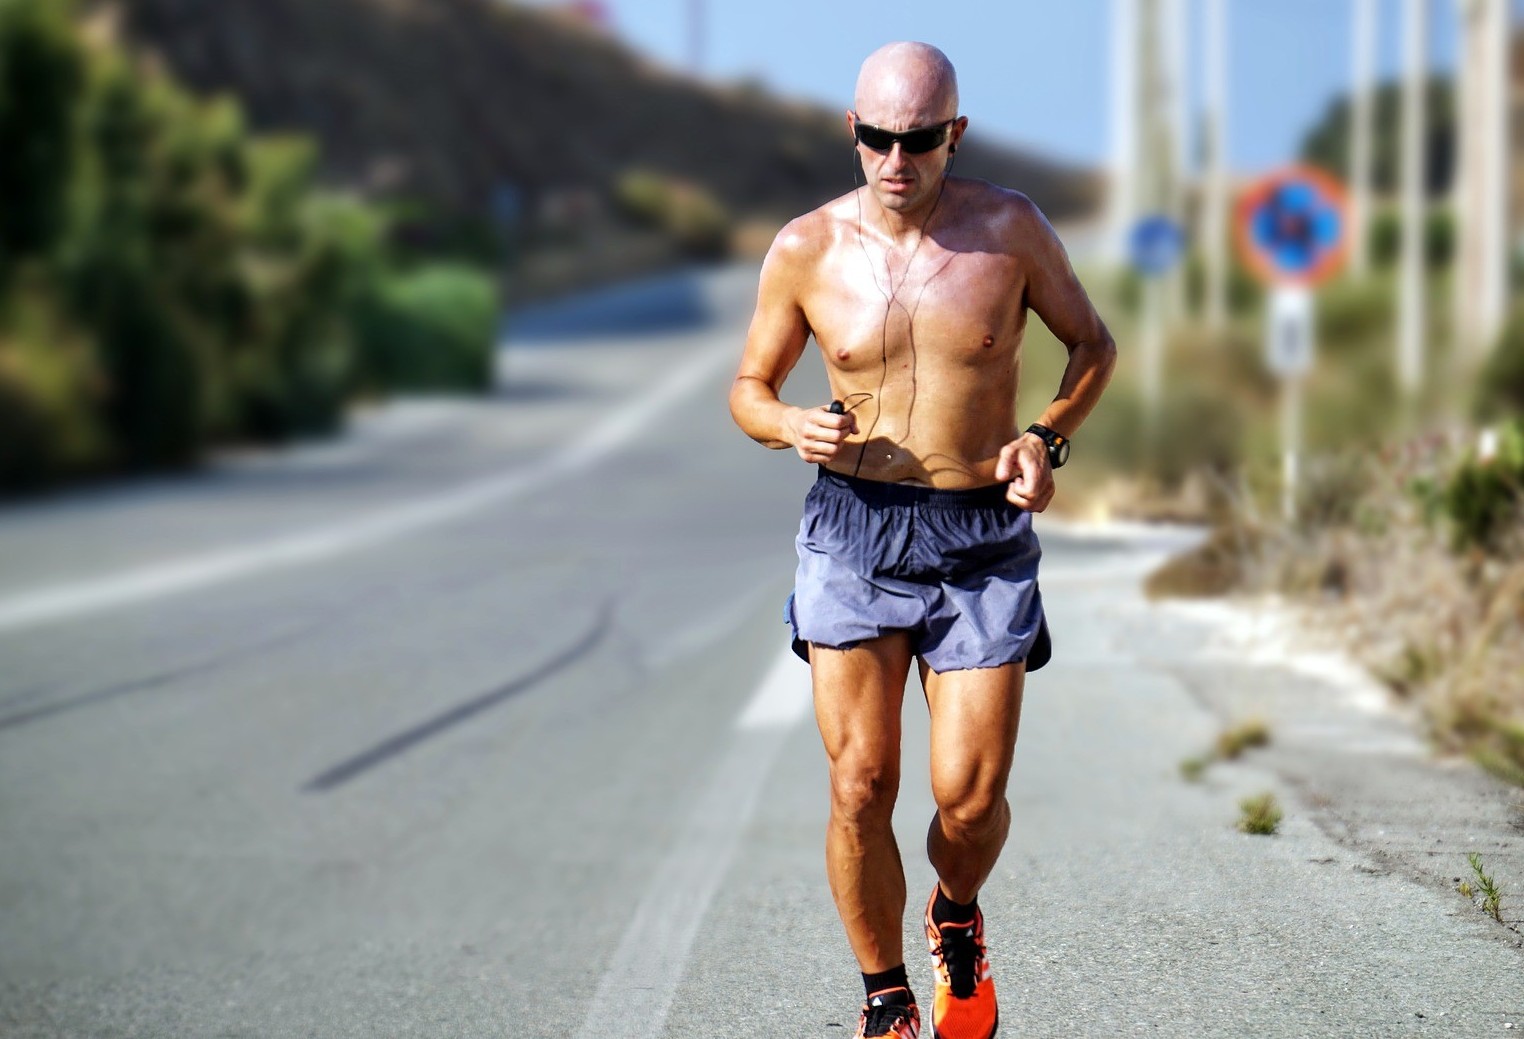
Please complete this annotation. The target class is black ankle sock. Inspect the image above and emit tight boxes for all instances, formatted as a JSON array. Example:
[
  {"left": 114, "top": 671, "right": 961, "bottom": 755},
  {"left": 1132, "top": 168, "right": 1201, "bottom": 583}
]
[
  {"left": 862, "top": 965, "right": 912, "bottom": 1005},
  {"left": 932, "top": 885, "right": 978, "bottom": 925}
]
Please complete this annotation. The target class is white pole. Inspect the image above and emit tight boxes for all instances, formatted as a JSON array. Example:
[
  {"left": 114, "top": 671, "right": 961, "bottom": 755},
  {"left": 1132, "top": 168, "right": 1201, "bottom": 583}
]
[
  {"left": 1142, "top": 277, "right": 1164, "bottom": 430},
  {"left": 1203, "top": 0, "right": 1229, "bottom": 331},
  {"left": 1282, "top": 378, "right": 1302, "bottom": 523},
  {"left": 1107, "top": 0, "right": 1140, "bottom": 266},
  {"left": 1163, "top": 0, "right": 1189, "bottom": 320},
  {"left": 1350, "top": 0, "right": 1376, "bottom": 277},
  {"left": 1454, "top": 0, "right": 1476, "bottom": 350},
  {"left": 1397, "top": 0, "right": 1428, "bottom": 394},
  {"left": 1480, "top": 0, "right": 1510, "bottom": 351},
  {"left": 1453, "top": 0, "right": 1510, "bottom": 359}
]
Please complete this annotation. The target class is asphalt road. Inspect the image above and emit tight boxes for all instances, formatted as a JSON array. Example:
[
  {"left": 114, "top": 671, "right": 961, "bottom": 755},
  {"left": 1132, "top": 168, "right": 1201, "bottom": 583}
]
[{"left": 1, "top": 263, "right": 1521, "bottom": 1038}]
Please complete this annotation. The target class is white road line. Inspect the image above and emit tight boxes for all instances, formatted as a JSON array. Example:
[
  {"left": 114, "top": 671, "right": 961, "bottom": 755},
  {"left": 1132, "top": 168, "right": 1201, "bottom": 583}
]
[
  {"left": 574, "top": 646, "right": 806, "bottom": 1039},
  {"left": 737, "top": 641, "right": 813, "bottom": 730},
  {"left": 0, "top": 345, "right": 732, "bottom": 634}
]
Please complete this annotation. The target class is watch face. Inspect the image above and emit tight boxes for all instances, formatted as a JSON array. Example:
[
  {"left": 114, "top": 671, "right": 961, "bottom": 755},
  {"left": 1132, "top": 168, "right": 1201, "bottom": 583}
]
[{"left": 1052, "top": 438, "right": 1071, "bottom": 468}]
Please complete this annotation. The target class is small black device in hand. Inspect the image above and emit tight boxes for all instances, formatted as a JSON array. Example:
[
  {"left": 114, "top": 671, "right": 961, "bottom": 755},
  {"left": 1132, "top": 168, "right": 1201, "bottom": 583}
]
[{"left": 828, "top": 400, "right": 846, "bottom": 415}]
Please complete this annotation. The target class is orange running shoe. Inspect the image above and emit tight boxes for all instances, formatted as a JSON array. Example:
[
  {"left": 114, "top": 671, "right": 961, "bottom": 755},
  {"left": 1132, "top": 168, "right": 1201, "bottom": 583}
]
[
  {"left": 923, "top": 887, "right": 998, "bottom": 1039},
  {"left": 855, "top": 988, "right": 921, "bottom": 1039}
]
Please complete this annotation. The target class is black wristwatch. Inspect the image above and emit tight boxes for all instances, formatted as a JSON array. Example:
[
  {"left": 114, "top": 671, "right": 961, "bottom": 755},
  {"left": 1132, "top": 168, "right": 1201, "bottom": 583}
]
[{"left": 1024, "top": 423, "right": 1070, "bottom": 469}]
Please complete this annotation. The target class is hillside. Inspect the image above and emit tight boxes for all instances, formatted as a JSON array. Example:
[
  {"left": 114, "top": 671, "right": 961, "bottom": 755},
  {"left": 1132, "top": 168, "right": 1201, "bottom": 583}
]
[{"left": 102, "top": 0, "right": 1102, "bottom": 234}]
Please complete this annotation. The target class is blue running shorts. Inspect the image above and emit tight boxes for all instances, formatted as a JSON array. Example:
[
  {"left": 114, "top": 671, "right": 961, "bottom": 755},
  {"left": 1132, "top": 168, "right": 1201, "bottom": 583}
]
[{"left": 786, "top": 467, "right": 1051, "bottom": 673}]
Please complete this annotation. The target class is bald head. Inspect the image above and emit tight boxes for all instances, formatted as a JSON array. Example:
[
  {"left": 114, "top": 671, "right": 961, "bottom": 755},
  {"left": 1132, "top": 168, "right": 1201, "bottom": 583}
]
[{"left": 853, "top": 42, "right": 959, "bottom": 128}]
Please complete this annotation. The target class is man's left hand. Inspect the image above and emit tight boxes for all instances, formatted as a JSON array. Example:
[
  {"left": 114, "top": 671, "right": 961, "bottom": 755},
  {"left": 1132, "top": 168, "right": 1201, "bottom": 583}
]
[{"left": 995, "top": 433, "right": 1054, "bottom": 512}]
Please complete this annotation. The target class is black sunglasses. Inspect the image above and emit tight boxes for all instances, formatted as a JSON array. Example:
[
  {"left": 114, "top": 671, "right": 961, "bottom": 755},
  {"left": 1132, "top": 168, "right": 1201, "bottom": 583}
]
[{"left": 852, "top": 117, "right": 955, "bottom": 155}]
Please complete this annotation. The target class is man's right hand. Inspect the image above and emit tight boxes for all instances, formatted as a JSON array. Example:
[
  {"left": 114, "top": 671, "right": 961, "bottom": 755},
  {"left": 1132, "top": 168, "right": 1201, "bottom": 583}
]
[{"left": 785, "top": 405, "right": 858, "bottom": 464}]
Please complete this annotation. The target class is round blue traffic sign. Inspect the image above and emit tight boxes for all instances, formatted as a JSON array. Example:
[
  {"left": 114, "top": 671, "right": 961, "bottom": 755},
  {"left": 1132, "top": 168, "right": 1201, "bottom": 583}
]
[{"left": 1128, "top": 215, "right": 1186, "bottom": 277}]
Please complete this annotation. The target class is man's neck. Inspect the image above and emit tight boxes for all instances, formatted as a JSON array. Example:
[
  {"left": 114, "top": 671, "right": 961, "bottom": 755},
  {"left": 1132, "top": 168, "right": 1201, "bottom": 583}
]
[{"left": 864, "top": 179, "right": 950, "bottom": 245}]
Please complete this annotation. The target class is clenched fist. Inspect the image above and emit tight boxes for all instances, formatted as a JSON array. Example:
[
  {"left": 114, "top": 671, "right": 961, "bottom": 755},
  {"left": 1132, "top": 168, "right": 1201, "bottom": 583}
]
[
  {"left": 995, "top": 432, "right": 1055, "bottom": 512},
  {"left": 786, "top": 405, "right": 858, "bottom": 464}
]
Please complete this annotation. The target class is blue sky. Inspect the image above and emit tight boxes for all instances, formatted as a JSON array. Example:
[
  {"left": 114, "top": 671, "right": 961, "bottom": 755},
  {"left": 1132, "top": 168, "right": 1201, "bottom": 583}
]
[{"left": 528, "top": 0, "right": 1468, "bottom": 173}]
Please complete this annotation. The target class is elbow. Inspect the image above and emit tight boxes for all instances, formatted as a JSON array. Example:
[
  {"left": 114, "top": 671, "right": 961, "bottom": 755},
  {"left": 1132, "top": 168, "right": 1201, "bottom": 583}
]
[
  {"left": 1101, "top": 333, "right": 1118, "bottom": 369},
  {"left": 729, "top": 376, "right": 788, "bottom": 449},
  {"left": 1089, "top": 334, "right": 1118, "bottom": 383},
  {"left": 727, "top": 377, "right": 751, "bottom": 431}
]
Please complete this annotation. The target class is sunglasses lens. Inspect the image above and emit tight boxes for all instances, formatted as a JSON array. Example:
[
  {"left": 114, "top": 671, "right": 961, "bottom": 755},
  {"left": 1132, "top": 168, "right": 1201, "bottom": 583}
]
[
  {"left": 898, "top": 128, "right": 944, "bottom": 154},
  {"left": 855, "top": 125, "right": 896, "bottom": 151},
  {"left": 854, "top": 123, "right": 948, "bottom": 154}
]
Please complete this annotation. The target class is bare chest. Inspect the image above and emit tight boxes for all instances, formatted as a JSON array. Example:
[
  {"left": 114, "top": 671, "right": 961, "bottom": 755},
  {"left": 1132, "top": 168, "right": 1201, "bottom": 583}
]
[{"left": 802, "top": 244, "right": 1028, "bottom": 373}]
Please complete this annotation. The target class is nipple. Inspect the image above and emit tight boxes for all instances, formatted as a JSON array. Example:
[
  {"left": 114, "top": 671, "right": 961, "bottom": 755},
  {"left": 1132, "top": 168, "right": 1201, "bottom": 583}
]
[
  {"left": 982, "top": 335, "right": 995, "bottom": 349},
  {"left": 836, "top": 348, "right": 851, "bottom": 363}
]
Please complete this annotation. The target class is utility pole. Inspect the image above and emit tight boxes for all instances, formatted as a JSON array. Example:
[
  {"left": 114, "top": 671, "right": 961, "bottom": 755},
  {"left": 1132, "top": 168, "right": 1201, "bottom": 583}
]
[
  {"left": 1107, "top": 0, "right": 1140, "bottom": 267},
  {"left": 1453, "top": 0, "right": 1511, "bottom": 360},
  {"left": 1350, "top": 0, "right": 1376, "bottom": 277},
  {"left": 1202, "top": 0, "right": 1229, "bottom": 332},
  {"left": 1163, "top": 0, "right": 1189, "bottom": 321},
  {"left": 1397, "top": 0, "right": 1428, "bottom": 395},
  {"left": 1138, "top": 0, "right": 1172, "bottom": 423}
]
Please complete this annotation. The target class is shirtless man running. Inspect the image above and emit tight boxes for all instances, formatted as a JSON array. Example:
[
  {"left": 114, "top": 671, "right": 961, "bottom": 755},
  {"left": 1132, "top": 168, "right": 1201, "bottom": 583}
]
[{"left": 729, "top": 42, "right": 1116, "bottom": 1039}]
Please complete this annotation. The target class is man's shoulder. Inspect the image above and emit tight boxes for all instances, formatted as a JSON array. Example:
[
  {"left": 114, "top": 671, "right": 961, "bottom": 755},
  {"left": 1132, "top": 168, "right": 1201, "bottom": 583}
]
[
  {"left": 952, "top": 178, "right": 1047, "bottom": 230},
  {"left": 764, "top": 193, "right": 858, "bottom": 267}
]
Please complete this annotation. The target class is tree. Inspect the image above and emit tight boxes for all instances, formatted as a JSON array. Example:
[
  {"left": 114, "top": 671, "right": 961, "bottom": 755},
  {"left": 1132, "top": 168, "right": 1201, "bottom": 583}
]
[{"left": 1300, "top": 76, "right": 1455, "bottom": 198}]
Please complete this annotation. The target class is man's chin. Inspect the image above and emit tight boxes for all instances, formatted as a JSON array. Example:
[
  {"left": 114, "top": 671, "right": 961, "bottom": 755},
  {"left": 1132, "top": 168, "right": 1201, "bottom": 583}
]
[{"left": 872, "top": 188, "right": 922, "bottom": 211}]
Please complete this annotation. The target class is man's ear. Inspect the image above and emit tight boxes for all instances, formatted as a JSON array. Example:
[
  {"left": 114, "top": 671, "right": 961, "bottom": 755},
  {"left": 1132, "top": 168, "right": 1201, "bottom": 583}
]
[
  {"left": 949, "top": 115, "right": 969, "bottom": 153},
  {"left": 845, "top": 109, "right": 857, "bottom": 141}
]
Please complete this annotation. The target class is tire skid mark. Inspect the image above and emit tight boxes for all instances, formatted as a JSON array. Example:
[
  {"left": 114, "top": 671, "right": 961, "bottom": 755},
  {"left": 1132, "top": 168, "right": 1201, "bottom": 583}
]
[{"left": 301, "top": 602, "right": 612, "bottom": 793}]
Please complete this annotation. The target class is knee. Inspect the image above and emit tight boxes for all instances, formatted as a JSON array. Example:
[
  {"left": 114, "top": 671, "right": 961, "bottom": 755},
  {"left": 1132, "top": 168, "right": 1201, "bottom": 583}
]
[
  {"left": 933, "top": 784, "right": 1008, "bottom": 837},
  {"left": 829, "top": 756, "right": 899, "bottom": 827}
]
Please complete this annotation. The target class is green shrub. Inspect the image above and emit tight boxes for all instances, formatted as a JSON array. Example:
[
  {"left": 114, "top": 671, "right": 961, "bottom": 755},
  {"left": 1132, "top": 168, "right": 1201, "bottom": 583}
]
[
  {"left": 1316, "top": 276, "right": 1392, "bottom": 348},
  {"left": 0, "top": 285, "right": 108, "bottom": 489},
  {"left": 1367, "top": 205, "right": 1454, "bottom": 269},
  {"left": 1475, "top": 304, "right": 1524, "bottom": 422},
  {"left": 0, "top": 0, "right": 84, "bottom": 278},
  {"left": 614, "top": 169, "right": 731, "bottom": 258},
  {"left": 353, "top": 263, "right": 496, "bottom": 393},
  {"left": 0, "top": 4, "right": 497, "bottom": 492},
  {"left": 1182, "top": 251, "right": 1263, "bottom": 317},
  {"left": 1441, "top": 419, "right": 1524, "bottom": 554},
  {"left": 613, "top": 170, "right": 669, "bottom": 228}
]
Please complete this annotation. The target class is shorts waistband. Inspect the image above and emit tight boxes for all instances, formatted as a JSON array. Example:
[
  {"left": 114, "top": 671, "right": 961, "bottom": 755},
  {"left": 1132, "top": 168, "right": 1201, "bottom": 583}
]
[{"left": 814, "top": 466, "right": 1012, "bottom": 508}]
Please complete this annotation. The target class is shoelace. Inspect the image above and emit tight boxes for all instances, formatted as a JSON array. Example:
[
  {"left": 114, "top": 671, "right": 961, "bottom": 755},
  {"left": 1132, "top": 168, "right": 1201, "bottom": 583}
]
[
  {"left": 861, "top": 1001, "right": 914, "bottom": 1037},
  {"left": 934, "top": 922, "right": 980, "bottom": 999}
]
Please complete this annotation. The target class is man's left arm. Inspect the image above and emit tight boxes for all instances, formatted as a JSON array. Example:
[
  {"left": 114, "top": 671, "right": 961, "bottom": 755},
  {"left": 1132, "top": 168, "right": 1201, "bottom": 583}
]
[{"left": 996, "top": 196, "right": 1117, "bottom": 511}]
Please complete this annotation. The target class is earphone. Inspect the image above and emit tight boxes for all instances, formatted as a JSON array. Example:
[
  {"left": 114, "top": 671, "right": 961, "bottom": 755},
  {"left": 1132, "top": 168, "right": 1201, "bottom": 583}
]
[{"left": 847, "top": 135, "right": 952, "bottom": 478}]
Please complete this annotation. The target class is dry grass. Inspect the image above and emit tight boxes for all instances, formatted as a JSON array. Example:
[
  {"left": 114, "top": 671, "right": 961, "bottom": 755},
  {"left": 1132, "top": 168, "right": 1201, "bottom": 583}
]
[
  {"left": 1237, "top": 792, "right": 1284, "bottom": 835},
  {"left": 1215, "top": 719, "right": 1272, "bottom": 760},
  {"left": 1148, "top": 435, "right": 1524, "bottom": 785}
]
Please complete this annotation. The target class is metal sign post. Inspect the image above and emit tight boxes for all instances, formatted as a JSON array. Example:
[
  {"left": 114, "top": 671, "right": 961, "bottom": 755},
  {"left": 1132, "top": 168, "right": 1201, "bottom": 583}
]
[
  {"left": 1267, "top": 287, "right": 1315, "bottom": 521},
  {"left": 1128, "top": 215, "right": 1186, "bottom": 437},
  {"left": 1235, "top": 167, "right": 1349, "bottom": 524}
]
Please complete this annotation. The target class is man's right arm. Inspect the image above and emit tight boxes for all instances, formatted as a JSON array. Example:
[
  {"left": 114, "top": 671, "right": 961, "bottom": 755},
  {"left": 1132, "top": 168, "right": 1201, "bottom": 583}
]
[{"left": 728, "top": 224, "right": 855, "bottom": 461}]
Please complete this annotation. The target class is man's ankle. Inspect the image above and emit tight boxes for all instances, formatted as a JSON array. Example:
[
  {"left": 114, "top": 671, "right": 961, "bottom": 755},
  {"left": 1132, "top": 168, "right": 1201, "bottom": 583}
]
[
  {"left": 862, "top": 964, "right": 913, "bottom": 1004},
  {"left": 931, "top": 884, "right": 978, "bottom": 925}
]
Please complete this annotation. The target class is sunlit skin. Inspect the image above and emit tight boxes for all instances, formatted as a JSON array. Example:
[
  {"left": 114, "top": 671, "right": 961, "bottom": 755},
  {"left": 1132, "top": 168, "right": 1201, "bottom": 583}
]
[{"left": 729, "top": 42, "right": 1116, "bottom": 979}]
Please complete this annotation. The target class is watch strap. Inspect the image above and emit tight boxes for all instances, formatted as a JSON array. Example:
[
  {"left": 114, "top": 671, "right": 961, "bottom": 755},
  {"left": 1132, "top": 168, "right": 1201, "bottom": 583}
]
[{"left": 1024, "top": 423, "right": 1070, "bottom": 469}]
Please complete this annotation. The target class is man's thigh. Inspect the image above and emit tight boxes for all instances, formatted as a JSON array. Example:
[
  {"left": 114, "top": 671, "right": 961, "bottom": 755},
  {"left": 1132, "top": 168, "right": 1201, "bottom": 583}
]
[
  {"left": 809, "top": 634, "right": 916, "bottom": 765},
  {"left": 920, "top": 661, "right": 1026, "bottom": 804}
]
